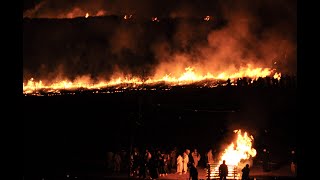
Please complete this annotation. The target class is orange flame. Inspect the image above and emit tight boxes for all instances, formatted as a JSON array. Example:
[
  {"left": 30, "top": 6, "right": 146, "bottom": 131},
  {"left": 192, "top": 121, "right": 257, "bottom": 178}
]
[
  {"left": 23, "top": 64, "right": 280, "bottom": 94},
  {"left": 85, "top": 13, "right": 89, "bottom": 18},
  {"left": 208, "top": 129, "right": 257, "bottom": 179},
  {"left": 219, "top": 130, "right": 257, "bottom": 166},
  {"left": 273, "top": 72, "right": 281, "bottom": 81}
]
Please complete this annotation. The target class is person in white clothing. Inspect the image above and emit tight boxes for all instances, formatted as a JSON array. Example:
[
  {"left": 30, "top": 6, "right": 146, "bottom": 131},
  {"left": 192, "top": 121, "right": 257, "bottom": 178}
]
[
  {"left": 177, "top": 154, "right": 183, "bottom": 175},
  {"left": 182, "top": 152, "right": 189, "bottom": 174}
]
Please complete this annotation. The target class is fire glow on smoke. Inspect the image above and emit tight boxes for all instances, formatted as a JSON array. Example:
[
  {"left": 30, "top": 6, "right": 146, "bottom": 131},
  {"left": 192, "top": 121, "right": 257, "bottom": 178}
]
[{"left": 23, "top": 65, "right": 281, "bottom": 94}]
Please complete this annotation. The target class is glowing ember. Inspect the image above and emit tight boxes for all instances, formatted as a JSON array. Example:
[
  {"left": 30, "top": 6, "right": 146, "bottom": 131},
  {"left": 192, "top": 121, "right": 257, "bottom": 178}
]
[
  {"left": 85, "top": 13, "right": 89, "bottom": 18},
  {"left": 23, "top": 64, "right": 280, "bottom": 94}
]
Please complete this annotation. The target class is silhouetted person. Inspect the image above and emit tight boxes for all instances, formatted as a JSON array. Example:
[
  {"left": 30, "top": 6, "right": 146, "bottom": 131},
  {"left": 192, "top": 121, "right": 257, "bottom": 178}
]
[
  {"left": 290, "top": 150, "right": 297, "bottom": 175},
  {"left": 186, "top": 149, "right": 194, "bottom": 169},
  {"left": 226, "top": 78, "right": 231, "bottom": 87},
  {"left": 265, "top": 76, "right": 271, "bottom": 87},
  {"left": 138, "top": 152, "right": 147, "bottom": 179},
  {"left": 257, "top": 77, "right": 264, "bottom": 88},
  {"left": 189, "top": 163, "right": 198, "bottom": 180},
  {"left": 149, "top": 151, "right": 159, "bottom": 179},
  {"left": 242, "top": 77, "right": 248, "bottom": 86},
  {"left": 241, "top": 164, "right": 250, "bottom": 180},
  {"left": 219, "top": 160, "right": 228, "bottom": 180},
  {"left": 237, "top": 78, "right": 243, "bottom": 87},
  {"left": 271, "top": 77, "right": 279, "bottom": 87},
  {"left": 262, "top": 148, "right": 270, "bottom": 172},
  {"left": 280, "top": 75, "right": 286, "bottom": 88},
  {"left": 169, "top": 147, "right": 177, "bottom": 173},
  {"left": 113, "top": 152, "right": 121, "bottom": 173},
  {"left": 106, "top": 151, "right": 114, "bottom": 172},
  {"left": 292, "top": 75, "right": 297, "bottom": 87}
]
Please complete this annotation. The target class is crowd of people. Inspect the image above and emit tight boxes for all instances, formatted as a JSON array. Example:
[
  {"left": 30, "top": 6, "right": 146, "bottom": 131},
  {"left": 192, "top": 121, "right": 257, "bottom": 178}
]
[
  {"left": 105, "top": 147, "right": 215, "bottom": 179},
  {"left": 105, "top": 146, "right": 297, "bottom": 179},
  {"left": 104, "top": 147, "right": 254, "bottom": 179},
  {"left": 225, "top": 74, "right": 297, "bottom": 88}
]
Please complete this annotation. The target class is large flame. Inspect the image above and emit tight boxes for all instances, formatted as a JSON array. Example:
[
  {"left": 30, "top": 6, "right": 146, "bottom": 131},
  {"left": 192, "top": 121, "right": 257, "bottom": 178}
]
[
  {"left": 219, "top": 129, "right": 257, "bottom": 166},
  {"left": 208, "top": 129, "right": 257, "bottom": 179},
  {"left": 23, "top": 64, "right": 280, "bottom": 94}
]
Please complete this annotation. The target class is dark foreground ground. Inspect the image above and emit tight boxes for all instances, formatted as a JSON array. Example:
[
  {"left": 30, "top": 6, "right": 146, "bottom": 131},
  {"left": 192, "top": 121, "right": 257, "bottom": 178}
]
[
  {"left": 24, "top": 164, "right": 297, "bottom": 180},
  {"left": 24, "top": 87, "right": 297, "bottom": 180}
]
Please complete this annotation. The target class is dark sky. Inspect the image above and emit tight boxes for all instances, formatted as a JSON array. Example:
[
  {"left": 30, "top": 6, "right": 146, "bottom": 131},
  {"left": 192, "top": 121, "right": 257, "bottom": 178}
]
[{"left": 23, "top": 0, "right": 296, "bottom": 20}]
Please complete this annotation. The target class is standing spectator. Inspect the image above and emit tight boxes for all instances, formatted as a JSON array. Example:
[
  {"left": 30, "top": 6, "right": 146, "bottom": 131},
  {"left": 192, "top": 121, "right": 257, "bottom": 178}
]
[
  {"left": 183, "top": 152, "right": 189, "bottom": 174},
  {"left": 149, "top": 151, "right": 159, "bottom": 180},
  {"left": 262, "top": 148, "right": 270, "bottom": 172},
  {"left": 189, "top": 163, "right": 198, "bottom": 180},
  {"left": 177, "top": 154, "right": 183, "bottom": 175},
  {"left": 113, "top": 152, "right": 121, "bottom": 174},
  {"left": 290, "top": 150, "right": 297, "bottom": 176},
  {"left": 186, "top": 149, "right": 194, "bottom": 168},
  {"left": 106, "top": 151, "right": 114, "bottom": 172},
  {"left": 157, "top": 150, "right": 165, "bottom": 177},
  {"left": 207, "top": 149, "right": 214, "bottom": 165},
  {"left": 241, "top": 164, "right": 250, "bottom": 180},
  {"left": 219, "top": 160, "right": 228, "bottom": 180},
  {"left": 163, "top": 151, "right": 169, "bottom": 176},
  {"left": 192, "top": 149, "right": 201, "bottom": 167},
  {"left": 169, "top": 147, "right": 177, "bottom": 173}
]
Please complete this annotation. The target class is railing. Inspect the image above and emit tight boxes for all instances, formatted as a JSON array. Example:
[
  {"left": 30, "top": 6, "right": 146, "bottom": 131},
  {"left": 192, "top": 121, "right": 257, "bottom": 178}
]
[{"left": 206, "top": 163, "right": 239, "bottom": 180}]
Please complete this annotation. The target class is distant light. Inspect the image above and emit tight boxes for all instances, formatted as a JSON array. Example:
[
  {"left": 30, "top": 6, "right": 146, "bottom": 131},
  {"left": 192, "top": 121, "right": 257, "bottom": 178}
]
[
  {"left": 85, "top": 13, "right": 89, "bottom": 18},
  {"left": 152, "top": 17, "right": 160, "bottom": 22},
  {"left": 124, "top": 14, "right": 132, "bottom": 20},
  {"left": 204, "top": 16, "right": 211, "bottom": 21}
]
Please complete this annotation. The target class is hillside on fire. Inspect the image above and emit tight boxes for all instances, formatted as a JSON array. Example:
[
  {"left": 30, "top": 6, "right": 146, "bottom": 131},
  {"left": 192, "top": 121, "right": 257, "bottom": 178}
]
[{"left": 23, "top": 10, "right": 296, "bottom": 95}]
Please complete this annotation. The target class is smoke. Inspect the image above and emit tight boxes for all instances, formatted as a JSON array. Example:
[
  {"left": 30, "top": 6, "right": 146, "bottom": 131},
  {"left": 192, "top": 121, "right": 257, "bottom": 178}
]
[
  {"left": 149, "top": 0, "right": 296, "bottom": 78},
  {"left": 23, "top": 0, "right": 108, "bottom": 18},
  {"left": 23, "top": 0, "right": 215, "bottom": 19},
  {"left": 23, "top": 0, "right": 297, "bottom": 82}
]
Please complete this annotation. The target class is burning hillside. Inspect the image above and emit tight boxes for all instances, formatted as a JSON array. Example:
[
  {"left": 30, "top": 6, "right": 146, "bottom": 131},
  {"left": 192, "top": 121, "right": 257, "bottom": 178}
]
[
  {"left": 23, "top": 65, "right": 281, "bottom": 94},
  {"left": 23, "top": 0, "right": 296, "bottom": 96}
]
